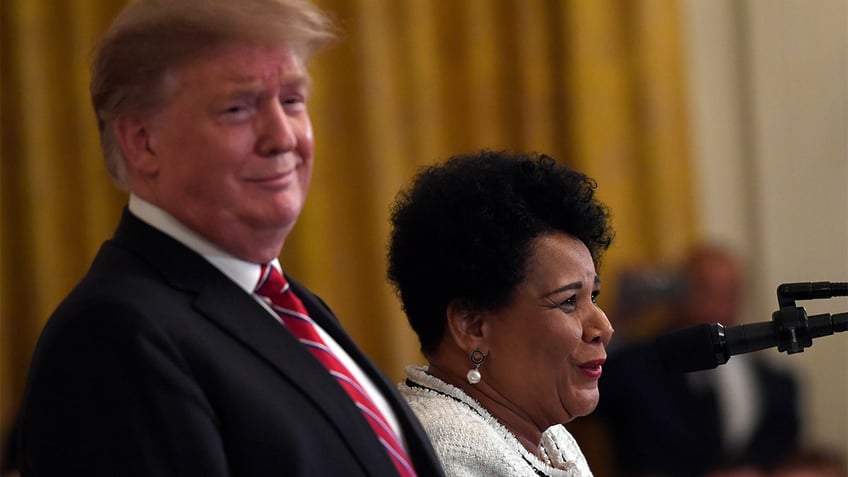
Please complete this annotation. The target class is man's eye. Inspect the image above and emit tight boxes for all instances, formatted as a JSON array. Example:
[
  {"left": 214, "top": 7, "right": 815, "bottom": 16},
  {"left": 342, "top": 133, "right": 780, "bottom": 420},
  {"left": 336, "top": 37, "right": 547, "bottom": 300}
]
[
  {"left": 222, "top": 103, "right": 251, "bottom": 114},
  {"left": 219, "top": 104, "right": 254, "bottom": 123},
  {"left": 591, "top": 291, "right": 600, "bottom": 304},
  {"left": 281, "top": 95, "right": 307, "bottom": 113}
]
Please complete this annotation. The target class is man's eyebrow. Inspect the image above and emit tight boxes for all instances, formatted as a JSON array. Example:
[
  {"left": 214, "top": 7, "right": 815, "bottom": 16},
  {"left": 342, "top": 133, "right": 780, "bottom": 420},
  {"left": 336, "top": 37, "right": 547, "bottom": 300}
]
[
  {"left": 284, "top": 75, "right": 312, "bottom": 95},
  {"left": 222, "top": 72, "right": 311, "bottom": 92}
]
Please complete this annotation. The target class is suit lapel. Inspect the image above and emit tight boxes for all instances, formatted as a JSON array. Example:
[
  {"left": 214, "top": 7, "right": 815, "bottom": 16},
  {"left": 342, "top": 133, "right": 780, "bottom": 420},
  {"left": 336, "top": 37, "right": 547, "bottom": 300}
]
[
  {"left": 111, "top": 210, "right": 399, "bottom": 476},
  {"left": 193, "top": 288, "right": 398, "bottom": 476},
  {"left": 290, "top": 279, "right": 446, "bottom": 476}
]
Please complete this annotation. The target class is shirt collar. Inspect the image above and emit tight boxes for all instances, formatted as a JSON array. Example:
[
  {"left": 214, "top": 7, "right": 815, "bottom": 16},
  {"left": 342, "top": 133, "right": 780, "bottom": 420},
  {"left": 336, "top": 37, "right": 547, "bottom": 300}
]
[{"left": 128, "top": 193, "right": 281, "bottom": 294}]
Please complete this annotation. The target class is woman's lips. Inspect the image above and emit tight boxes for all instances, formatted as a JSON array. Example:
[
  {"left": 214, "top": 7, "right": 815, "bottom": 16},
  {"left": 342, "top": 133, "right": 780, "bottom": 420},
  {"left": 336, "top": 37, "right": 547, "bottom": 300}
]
[{"left": 578, "top": 359, "right": 605, "bottom": 379}]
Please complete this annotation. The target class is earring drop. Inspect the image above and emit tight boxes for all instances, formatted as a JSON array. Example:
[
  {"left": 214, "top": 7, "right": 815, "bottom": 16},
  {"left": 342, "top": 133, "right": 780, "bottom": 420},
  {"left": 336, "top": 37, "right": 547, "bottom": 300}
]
[{"left": 466, "top": 349, "right": 486, "bottom": 384}]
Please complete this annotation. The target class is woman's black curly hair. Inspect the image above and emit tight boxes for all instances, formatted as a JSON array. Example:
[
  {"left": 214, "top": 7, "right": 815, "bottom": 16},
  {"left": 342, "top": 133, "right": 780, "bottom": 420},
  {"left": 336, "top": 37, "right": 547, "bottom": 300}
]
[{"left": 387, "top": 150, "right": 614, "bottom": 355}]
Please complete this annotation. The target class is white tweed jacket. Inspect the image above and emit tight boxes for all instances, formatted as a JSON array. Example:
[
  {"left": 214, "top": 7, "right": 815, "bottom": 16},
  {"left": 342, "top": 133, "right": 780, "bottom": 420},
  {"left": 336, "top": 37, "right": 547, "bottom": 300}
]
[{"left": 398, "top": 365, "right": 593, "bottom": 477}]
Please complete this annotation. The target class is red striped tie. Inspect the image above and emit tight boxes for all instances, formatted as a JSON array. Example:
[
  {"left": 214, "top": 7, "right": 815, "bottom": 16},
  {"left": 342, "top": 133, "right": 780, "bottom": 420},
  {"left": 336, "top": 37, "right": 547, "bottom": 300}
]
[{"left": 255, "top": 265, "right": 417, "bottom": 477}]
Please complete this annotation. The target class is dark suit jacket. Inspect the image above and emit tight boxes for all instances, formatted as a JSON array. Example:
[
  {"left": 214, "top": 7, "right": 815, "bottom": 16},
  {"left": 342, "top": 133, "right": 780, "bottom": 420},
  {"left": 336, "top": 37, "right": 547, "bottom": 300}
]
[
  {"left": 20, "top": 209, "right": 445, "bottom": 477},
  {"left": 592, "top": 338, "right": 800, "bottom": 477}
]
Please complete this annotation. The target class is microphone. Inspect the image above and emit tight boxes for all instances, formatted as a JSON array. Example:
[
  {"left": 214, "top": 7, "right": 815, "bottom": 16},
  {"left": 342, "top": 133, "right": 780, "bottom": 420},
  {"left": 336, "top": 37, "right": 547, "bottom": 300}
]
[
  {"left": 656, "top": 281, "right": 848, "bottom": 372},
  {"left": 657, "top": 313, "right": 848, "bottom": 372}
]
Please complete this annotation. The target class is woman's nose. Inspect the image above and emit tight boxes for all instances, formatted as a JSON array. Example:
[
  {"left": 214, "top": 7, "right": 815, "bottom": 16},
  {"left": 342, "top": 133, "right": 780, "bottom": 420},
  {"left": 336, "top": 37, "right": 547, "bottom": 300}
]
[{"left": 585, "top": 307, "right": 614, "bottom": 346}]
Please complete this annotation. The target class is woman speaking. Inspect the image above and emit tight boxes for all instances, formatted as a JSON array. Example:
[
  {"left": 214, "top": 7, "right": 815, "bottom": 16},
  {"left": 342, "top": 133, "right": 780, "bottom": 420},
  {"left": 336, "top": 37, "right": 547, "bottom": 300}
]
[{"left": 387, "top": 150, "right": 615, "bottom": 476}]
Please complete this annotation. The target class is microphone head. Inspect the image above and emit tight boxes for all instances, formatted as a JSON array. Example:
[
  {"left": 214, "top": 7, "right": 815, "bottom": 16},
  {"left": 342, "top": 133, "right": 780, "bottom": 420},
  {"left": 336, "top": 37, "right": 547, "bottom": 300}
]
[{"left": 656, "top": 323, "right": 726, "bottom": 372}]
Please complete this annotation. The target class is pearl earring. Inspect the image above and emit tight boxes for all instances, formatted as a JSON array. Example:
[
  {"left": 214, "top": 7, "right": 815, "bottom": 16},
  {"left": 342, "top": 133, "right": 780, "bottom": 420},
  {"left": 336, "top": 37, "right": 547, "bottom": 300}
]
[{"left": 466, "top": 349, "right": 486, "bottom": 384}]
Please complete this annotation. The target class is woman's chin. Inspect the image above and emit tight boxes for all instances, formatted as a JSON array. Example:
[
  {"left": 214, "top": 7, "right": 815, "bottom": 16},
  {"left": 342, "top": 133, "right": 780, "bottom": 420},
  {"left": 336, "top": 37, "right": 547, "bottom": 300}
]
[{"left": 565, "top": 390, "right": 600, "bottom": 418}]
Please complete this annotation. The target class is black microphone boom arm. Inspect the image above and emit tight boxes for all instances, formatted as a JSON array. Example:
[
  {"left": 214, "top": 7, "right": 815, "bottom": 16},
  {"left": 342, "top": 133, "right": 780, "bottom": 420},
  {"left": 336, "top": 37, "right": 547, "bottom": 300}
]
[
  {"left": 773, "top": 281, "right": 848, "bottom": 353},
  {"left": 656, "top": 281, "right": 848, "bottom": 372}
]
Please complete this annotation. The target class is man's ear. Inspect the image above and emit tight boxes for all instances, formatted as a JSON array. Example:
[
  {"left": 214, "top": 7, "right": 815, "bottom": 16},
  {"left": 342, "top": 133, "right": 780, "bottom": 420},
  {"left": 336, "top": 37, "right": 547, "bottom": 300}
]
[
  {"left": 444, "top": 298, "right": 487, "bottom": 353},
  {"left": 114, "top": 114, "right": 159, "bottom": 177}
]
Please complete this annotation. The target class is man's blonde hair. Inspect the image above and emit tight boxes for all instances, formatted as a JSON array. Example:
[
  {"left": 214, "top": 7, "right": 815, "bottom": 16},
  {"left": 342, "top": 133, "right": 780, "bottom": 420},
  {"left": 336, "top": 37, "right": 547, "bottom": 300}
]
[{"left": 90, "top": 0, "right": 338, "bottom": 188}]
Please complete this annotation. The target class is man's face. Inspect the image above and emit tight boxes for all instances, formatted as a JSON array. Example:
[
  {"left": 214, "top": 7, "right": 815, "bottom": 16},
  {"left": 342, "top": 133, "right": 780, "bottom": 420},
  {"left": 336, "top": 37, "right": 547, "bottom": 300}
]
[
  {"left": 680, "top": 255, "right": 742, "bottom": 327},
  {"left": 133, "top": 43, "right": 314, "bottom": 262}
]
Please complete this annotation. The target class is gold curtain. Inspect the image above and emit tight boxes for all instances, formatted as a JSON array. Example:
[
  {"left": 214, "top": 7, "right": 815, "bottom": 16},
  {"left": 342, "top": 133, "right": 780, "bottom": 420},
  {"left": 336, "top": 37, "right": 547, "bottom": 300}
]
[{"left": 1, "top": 0, "right": 695, "bottom": 466}]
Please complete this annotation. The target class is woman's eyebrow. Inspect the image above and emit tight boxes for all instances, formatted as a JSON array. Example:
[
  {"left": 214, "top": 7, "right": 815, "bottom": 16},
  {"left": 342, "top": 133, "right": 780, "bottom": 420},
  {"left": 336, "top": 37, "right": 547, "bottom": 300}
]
[
  {"left": 543, "top": 276, "right": 601, "bottom": 298},
  {"left": 543, "top": 281, "right": 583, "bottom": 299}
]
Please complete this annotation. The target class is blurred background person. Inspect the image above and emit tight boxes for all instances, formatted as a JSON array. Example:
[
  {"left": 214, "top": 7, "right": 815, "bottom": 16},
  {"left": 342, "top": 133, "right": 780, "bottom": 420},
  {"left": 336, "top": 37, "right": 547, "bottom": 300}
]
[
  {"left": 388, "top": 151, "right": 614, "bottom": 476},
  {"left": 587, "top": 244, "right": 801, "bottom": 477}
]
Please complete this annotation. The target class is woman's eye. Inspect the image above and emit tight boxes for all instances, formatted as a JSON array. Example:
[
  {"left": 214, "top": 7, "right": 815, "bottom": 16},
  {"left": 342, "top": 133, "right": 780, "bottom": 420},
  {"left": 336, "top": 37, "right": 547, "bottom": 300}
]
[{"left": 559, "top": 296, "right": 577, "bottom": 313}]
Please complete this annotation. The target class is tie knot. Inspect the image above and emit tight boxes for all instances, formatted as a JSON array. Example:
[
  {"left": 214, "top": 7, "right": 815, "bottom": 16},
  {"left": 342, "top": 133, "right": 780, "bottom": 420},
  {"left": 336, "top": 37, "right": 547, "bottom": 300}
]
[{"left": 255, "top": 264, "right": 287, "bottom": 297}]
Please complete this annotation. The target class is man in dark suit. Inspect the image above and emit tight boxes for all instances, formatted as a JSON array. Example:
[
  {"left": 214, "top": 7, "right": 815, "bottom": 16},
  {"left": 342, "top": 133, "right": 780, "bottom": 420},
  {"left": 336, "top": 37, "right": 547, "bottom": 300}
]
[
  {"left": 18, "top": 1, "right": 445, "bottom": 476},
  {"left": 592, "top": 244, "right": 800, "bottom": 477}
]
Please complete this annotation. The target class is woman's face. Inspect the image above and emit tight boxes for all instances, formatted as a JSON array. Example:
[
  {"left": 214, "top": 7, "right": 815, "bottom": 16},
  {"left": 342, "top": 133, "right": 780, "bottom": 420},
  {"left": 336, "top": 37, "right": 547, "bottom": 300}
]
[{"left": 482, "top": 232, "right": 613, "bottom": 427}]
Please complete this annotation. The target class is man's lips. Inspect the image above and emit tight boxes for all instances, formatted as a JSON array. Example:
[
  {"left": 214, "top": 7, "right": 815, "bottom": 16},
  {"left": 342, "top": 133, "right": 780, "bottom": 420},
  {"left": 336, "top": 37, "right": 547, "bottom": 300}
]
[{"left": 247, "top": 168, "right": 296, "bottom": 184}]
